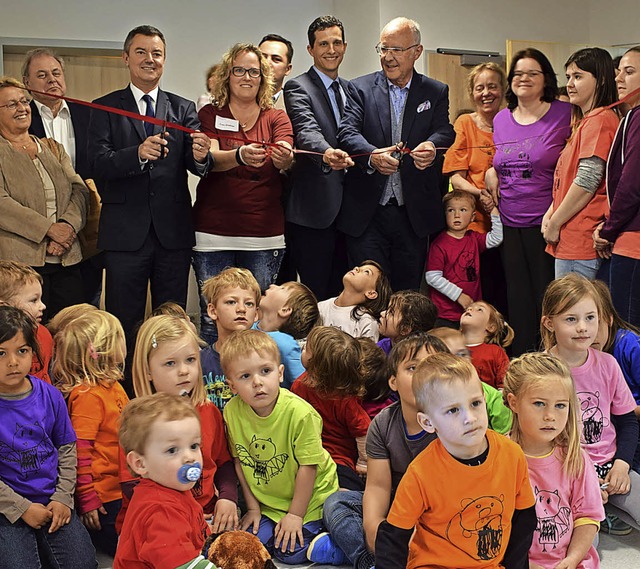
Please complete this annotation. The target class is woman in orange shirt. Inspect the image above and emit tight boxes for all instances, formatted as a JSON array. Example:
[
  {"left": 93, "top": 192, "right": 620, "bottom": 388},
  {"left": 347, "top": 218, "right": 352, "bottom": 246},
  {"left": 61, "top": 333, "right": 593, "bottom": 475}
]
[
  {"left": 543, "top": 47, "right": 619, "bottom": 279},
  {"left": 443, "top": 62, "right": 508, "bottom": 316}
]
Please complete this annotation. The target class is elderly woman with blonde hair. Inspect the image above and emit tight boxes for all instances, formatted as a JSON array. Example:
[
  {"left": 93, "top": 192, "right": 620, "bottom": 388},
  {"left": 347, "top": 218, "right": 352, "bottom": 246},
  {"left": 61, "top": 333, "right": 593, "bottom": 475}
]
[
  {"left": 191, "top": 43, "right": 293, "bottom": 343},
  {"left": 0, "top": 76, "right": 88, "bottom": 320}
]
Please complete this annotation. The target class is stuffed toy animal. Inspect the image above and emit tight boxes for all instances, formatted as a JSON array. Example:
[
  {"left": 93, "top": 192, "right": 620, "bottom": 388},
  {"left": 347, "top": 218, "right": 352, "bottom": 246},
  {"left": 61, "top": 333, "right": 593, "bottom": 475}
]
[{"left": 206, "top": 531, "right": 276, "bottom": 569}]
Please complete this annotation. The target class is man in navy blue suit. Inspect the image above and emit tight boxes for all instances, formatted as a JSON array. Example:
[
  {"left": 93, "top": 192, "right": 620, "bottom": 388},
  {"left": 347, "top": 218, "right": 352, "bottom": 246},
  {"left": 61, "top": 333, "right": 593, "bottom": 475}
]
[
  {"left": 338, "top": 17, "right": 455, "bottom": 291},
  {"left": 88, "top": 25, "right": 212, "bottom": 390},
  {"left": 284, "top": 15, "right": 354, "bottom": 300}
]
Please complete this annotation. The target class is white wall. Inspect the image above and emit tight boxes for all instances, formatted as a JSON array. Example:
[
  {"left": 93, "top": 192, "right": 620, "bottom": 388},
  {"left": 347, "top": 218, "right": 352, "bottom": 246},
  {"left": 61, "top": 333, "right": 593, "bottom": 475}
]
[{"left": 588, "top": 0, "right": 640, "bottom": 48}]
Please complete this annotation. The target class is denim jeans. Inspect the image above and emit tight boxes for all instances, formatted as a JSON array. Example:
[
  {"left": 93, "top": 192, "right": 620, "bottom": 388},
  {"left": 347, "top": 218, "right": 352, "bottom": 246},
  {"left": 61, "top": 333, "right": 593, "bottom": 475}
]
[
  {"left": 192, "top": 249, "right": 285, "bottom": 344},
  {"left": 0, "top": 510, "right": 97, "bottom": 569},
  {"left": 609, "top": 254, "right": 640, "bottom": 328},
  {"left": 323, "top": 490, "right": 375, "bottom": 569},
  {"left": 554, "top": 258, "right": 601, "bottom": 280},
  {"left": 251, "top": 514, "right": 323, "bottom": 564}
]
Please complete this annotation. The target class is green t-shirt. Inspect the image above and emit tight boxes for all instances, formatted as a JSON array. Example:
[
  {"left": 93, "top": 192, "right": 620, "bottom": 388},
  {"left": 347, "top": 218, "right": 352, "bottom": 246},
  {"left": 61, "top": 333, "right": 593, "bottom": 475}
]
[{"left": 224, "top": 388, "right": 338, "bottom": 523}]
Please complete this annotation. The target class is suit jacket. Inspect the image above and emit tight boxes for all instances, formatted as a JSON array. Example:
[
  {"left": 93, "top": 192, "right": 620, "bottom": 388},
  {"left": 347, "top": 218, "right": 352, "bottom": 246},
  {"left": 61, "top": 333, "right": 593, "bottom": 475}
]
[
  {"left": 88, "top": 86, "right": 210, "bottom": 252},
  {"left": 29, "top": 99, "right": 92, "bottom": 180},
  {"left": 337, "top": 70, "right": 455, "bottom": 238},
  {"left": 284, "top": 67, "right": 354, "bottom": 229}
]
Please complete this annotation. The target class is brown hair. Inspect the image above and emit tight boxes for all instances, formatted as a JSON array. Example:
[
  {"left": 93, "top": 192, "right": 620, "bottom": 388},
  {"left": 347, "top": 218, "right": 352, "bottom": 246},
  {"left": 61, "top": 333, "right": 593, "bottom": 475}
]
[
  {"left": 0, "top": 261, "right": 42, "bottom": 302},
  {"left": 278, "top": 282, "right": 320, "bottom": 340},
  {"left": 21, "top": 48, "right": 65, "bottom": 81},
  {"left": 219, "top": 329, "right": 281, "bottom": 376},
  {"left": 384, "top": 290, "right": 437, "bottom": 340},
  {"left": 412, "top": 352, "right": 479, "bottom": 412},
  {"left": 201, "top": 267, "right": 261, "bottom": 307},
  {"left": 504, "top": 352, "right": 583, "bottom": 477},
  {"left": 350, "top": 260, "right": 392, "bottom": 322},
  {"left": 119, "top": 393, "right": 200, "bottom": 460},
  {"left": 467, "top": 301, "right": 514, "bottom": 347},
  {"left": 443, "top": 189, "right": 476, "bottom": 210},
  {"left": 591, "top": 279, "right": 640, "bottom": 352},
  {"left": 304, "top": 326, "right": 364, "bottom": 397},
  {"left": 388, "top": 332, "right": 449, "bottom": 378},
  {"left": 357, "top": 337, "right": 390, "bottom": 403}
]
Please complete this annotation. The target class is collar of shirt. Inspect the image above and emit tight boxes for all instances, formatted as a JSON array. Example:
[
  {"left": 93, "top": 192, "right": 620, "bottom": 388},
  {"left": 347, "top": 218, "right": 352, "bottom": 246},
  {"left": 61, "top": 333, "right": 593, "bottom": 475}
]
[
  {"left": 130, "top": 83, "right": 159, "bottom": 115},
  {"left": 34, "top": 98, "right": 70, "bottom": 120},
  {"left": 273, "top": 89, "right": 283, "bottom": 102},
  {"left": 313, "top": 66, "right": 340, "bottom": 91},
  {"left": 386, "top": 77, "right": 412, "bottom": 93}
]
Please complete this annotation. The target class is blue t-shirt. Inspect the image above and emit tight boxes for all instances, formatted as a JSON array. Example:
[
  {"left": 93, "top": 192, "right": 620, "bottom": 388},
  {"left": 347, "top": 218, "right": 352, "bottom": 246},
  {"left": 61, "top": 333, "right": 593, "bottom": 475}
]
[
  {"left": 200, "top": 345, "right": 233, "bottom": 411},
  {"left": 613, "top": 328, "right": 640, "bottom": 404},
  {"left": 253, "top": 323, "right": 305, "bottom": 388},
  {"left": 0, "top": 376, "right": 76, "bottom": 504}
]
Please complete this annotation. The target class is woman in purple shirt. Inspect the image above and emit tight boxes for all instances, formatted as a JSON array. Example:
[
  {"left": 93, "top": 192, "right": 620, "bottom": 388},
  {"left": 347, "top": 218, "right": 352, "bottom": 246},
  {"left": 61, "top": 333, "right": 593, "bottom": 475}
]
[
  {"left": 486, "top": 48, "right": 571, "bottom": 355},
  {"left": 594, "top": 46, "right": 640, "bottom": 327}
]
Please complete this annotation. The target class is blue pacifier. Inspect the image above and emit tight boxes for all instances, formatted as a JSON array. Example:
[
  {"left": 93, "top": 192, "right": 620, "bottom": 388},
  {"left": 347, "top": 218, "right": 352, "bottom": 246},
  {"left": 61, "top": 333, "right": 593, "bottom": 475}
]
[{"left": 177, "top": 462, "right": 202, "bottom": 484}]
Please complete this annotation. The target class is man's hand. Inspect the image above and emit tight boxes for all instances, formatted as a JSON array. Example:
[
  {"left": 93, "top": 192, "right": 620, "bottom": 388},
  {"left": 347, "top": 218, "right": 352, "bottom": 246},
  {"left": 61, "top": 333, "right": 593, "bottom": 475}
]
[
  {"left": 410, "top": 141, "right": 436, "bottom": 170},
  {"left": 370, "top": 146, "right": 401, "bottom": 175},
  {"left": 138, "top": 132, "right": 169, "bottom": 161},
  {"left": 323, "top": 148, "right": 354, "bottom": 170},
  {"left": 191, "top": 131, "right": 211, "bottom": 163}
]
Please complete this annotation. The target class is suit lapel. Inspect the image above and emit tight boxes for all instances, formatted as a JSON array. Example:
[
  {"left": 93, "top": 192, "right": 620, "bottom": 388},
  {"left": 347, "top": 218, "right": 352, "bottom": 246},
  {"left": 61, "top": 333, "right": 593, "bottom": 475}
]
[
  {"left": 121, "top": 88, "right": 147, "bottom": 142},
  {"left": 29, "top": 101, "right": 46, "bottom": 138},
  {"left": 372, "top": 72, "right": 392, "bottom": 143},
  {"left": 308, "top": 67, "right": 338, "bottom": 127},
  {"left": 155, "top": 90, "right": 171, "bottom": 136},
  {"left": 401, "top": 71, "right": 422, "bottom": 142}
]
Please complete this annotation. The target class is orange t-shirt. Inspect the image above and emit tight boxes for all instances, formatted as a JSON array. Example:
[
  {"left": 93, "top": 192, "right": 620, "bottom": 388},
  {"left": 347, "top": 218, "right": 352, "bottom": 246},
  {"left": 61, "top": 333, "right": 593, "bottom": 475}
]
[
  {"left": 30, "top": 324, "right": 53, "bottom": 384},
  {"left": 547, "top": 108, "right": 619, "bottom": 260},
  {"left": 387, "top": 429, "right": 534, "bottom": 569},
  {"left": 443, "top": 114, "right": 495, "bottom": 233},
  {"left": 68, "top": 381, "right": 129, "bottom": 503}
]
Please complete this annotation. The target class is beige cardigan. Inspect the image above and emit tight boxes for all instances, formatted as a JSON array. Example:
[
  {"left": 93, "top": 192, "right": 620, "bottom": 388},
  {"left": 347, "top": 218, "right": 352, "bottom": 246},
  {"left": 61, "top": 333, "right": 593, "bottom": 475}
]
[{"left": 0, "top": 135, "right": 89, "bottom": 266}]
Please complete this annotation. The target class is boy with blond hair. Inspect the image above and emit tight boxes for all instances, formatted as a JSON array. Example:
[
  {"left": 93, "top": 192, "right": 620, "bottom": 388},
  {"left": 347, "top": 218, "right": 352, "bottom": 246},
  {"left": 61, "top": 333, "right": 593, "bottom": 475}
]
[
  {"left": 0, "top": 260, "right": 51, "bottom": 383},
  {"left": 220, "top": 329, "right": 344, "bottom": 565},
  {"left": 255, "top": 282, "right": 320, "bottom": 387},
  {"left": 200, "top": 267, "right": 261, "bottom": 409},
  {"left": 115, "top": 393, "right": 211, "bottom": 569},
  {"left": 376, "top": 353, "right": 536, "bottom": 569}
]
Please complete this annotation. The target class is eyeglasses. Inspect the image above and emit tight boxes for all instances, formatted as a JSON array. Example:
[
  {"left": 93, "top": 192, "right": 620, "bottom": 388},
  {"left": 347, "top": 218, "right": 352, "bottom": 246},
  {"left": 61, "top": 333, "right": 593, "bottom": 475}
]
[
  {"left": 231, "top": 66, "right": 261, "bottom": 79},
  {"left": 512, "top": 70, "right": 544, "bottom": 80},
  {"left": 375, "top": 43, "right": 419, "bottom": 56},
  {"left": 0, "top": 98, "right": 31, "bottom": 111}
]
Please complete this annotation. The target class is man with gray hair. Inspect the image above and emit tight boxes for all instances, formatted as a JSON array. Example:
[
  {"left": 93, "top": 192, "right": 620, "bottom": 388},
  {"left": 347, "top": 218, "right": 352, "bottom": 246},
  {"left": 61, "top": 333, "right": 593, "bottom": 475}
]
[{"left": 338, "top": 17, "right": 454, "bottom": 291}]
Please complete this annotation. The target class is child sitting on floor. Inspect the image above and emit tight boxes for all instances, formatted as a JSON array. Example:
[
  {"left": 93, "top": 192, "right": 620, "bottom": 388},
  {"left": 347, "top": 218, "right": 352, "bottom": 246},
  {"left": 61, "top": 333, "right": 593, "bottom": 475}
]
[
  {"left": 115, "top": 393, "right": 212, "bottom": 569},
  {"left": 318, "top": 260, "right": 391, "bottom": 342},
  {"left": 358, "top": 337, "right": 394, "bottom": 419},
  {"left": 254, "top": 281, "right": 320, "bottom": 387},
  {"left": 460, "top": 300, "right": 514, "bottom": 389},
  {"left": 376, "top": 352, "right": 536, "bottom": 569}
]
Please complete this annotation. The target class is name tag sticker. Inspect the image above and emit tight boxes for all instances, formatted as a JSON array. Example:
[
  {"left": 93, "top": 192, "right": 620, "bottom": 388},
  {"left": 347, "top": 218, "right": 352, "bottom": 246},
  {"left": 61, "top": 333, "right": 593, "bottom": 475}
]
[
  {"left": 417, "top": 100, "right": 431, "bottom": 113},
  {"left": 215, "top": 116, "right": 240, "bottom": 131}
]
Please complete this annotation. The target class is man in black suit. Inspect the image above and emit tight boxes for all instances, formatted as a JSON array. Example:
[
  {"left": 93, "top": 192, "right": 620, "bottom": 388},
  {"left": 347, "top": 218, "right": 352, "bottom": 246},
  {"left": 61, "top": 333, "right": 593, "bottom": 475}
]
[
  {"left": 338, "top": 17, "right": 455, "bottom": 291},
  {"left": 88, "top": 25, "right": 211, "bottom": 376},
  {"left": 284, "top": 15, "right": 354, "bottom": 300}
]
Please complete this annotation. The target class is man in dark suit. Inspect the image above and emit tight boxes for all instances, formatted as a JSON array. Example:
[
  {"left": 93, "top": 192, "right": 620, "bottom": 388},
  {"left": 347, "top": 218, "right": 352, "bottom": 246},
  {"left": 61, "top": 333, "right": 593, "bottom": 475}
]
[
  {"left": 88, "top": 25, "right": 211, "bottom": 380},
  {"left": 338, "top": 17, "right": 455, "bottom": 292},
  {"left": 284, "top": 15, "right": 354, "bottom": 300}
]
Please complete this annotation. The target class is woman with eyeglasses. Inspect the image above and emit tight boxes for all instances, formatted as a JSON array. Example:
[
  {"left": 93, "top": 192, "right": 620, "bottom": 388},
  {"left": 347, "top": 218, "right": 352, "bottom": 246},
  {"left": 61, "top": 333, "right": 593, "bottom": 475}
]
[
  {"left": 485, "top": 48, "right": 571, "bottom": 355},
  {"left": 192, "top": 43, "right": 293, "bottom": 344},
  {"left": 0, "top": 76, "right": 88, "bottom": 320},
  {"left": 594, "top": 46, "right": 640, "bottom": 327}
]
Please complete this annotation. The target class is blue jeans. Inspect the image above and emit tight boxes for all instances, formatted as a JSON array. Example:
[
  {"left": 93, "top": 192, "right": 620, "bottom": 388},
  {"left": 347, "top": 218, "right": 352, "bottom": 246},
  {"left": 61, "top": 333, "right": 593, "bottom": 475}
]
[
  {"left": 0, "top": 510, "right": 97, "bottom": 569},
  {"left": 609, "top": 254, "right": 640, "bottom": 328},
  {"left": 251, "top": 514, "right": 323, "bottom": 564},
  {"left": 323, "top": 490, "right": 375, "bottom": 569},
  {"left": 554, "top": 258, "right": 601, "bottom": 280},
  {"left": 192, "top": 249, "right": 285, "bottom": 344}
]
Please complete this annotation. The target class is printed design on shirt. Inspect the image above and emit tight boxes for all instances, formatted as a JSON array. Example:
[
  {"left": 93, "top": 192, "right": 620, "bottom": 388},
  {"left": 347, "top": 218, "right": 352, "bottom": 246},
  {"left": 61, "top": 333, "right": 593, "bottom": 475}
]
[
  {"left": 451, "top": 249, "right": 477, "bottom": 283},
  {"left": 533, "top": 486, "right": 571, "bottom": 551},
  {"left": 577, "top": 391, "right": 608, "bottom": 444},
  {"left": 498, "top": 150, "right": 534, "bottom": 182},
  {"left": 204, "top": 373, "right": 233, "bottom": 409},
  {"left": 0, "top": 421, "right": 54, "bottom": 477},
  {"left": 446, "top": 494, "right": 504, "bottom": 561},
  {"left": 237, "top": 435, "right": 288, "bottom": 485}
]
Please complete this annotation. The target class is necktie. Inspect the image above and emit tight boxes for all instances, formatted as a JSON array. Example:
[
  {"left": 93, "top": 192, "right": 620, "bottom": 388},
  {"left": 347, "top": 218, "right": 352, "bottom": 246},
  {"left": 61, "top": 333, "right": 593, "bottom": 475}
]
[
  {"left": 142, "top": 94, "right": 155, "bottom": 137},
  {"left": 331, "top": 81, "right": 344, "bottom": 120}
]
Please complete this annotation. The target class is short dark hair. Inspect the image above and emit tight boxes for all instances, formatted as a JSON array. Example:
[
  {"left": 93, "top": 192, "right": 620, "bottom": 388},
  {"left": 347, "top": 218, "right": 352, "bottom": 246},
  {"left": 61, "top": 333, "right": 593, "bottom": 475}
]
[
  {"left": 506, "top": 48, "right": 558, "bottom": 110},
  {"left": 307, "top": 16, "right": 345, "bottom": 47},
  {"left": 0, "top": 305, "right": 42, "bottom": 369},
  {"left": 259, "top": 34, "right": 293, "bottom": 64},
  {"left": 124, "top": 25, "right": 166, "bottom": 54}
]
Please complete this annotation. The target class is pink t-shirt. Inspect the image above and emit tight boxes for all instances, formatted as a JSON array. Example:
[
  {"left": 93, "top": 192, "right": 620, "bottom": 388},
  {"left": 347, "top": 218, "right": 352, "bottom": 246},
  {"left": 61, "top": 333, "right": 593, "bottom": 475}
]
[
  {"left": 570, "top": 348, "right": 637, "bottom": 465},
  {"left": 526, "top": 447, "right": 603, "bottom": 569}
]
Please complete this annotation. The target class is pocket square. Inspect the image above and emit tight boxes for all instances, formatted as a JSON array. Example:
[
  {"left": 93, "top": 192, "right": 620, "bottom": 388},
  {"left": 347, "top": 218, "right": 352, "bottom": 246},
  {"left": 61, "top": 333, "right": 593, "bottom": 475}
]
[{"left": 417, "top": 100, "right": 431, "bottom": 113}]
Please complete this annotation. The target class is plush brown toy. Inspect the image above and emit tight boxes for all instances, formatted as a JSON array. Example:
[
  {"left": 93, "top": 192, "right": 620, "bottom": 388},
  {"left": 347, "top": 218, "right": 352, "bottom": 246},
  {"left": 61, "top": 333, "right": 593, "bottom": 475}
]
[{"left": 206, "top": 531, "right": 277, "bottom": 569}]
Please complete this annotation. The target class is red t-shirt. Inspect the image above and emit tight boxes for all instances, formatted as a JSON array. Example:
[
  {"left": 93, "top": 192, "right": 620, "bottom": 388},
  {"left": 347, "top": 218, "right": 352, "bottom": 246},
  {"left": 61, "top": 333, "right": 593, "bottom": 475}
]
[
  {"left": 291, "top": 373, "right": 370, "bottom": 470},
  {"left": 31, "top": 324, "right": 52, "bottom": 384},
  {"left": 468, "top": 343, "right": 509, "bottom": 390},
  {"left": 113, "top": 479, "right": 210, "bottom": 569}
]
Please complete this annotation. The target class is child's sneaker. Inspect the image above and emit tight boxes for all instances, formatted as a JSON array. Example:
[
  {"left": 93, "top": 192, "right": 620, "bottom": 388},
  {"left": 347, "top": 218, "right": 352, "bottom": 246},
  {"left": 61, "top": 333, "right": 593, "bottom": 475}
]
[{"left": 307, "top": 532, "right": 349, "bottom": 565}]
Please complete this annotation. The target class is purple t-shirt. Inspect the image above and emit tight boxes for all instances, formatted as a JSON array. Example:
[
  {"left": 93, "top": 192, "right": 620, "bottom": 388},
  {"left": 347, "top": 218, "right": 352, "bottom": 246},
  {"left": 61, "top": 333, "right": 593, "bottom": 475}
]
[
  {"left": 493, "top": 100, "right": 571, "bottom": 227},
  {"left": 0, "top": 376, "right": 76, "bottom": 504}
]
